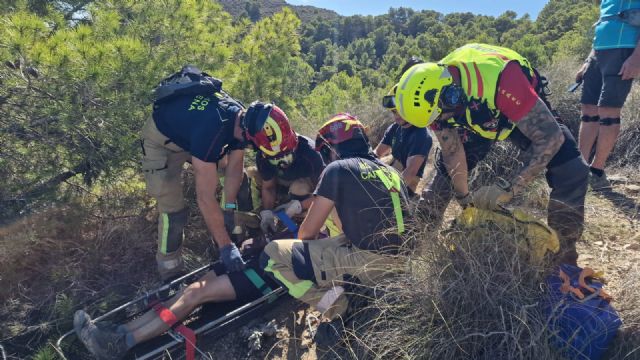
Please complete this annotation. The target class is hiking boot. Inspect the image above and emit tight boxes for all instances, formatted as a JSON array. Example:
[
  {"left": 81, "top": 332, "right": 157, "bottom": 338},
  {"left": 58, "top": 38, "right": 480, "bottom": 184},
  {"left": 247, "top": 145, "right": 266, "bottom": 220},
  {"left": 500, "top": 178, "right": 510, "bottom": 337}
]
[
  {"left": 314, "top": 317, "right": 345, "bottom": 349},
  {"left": 74, "top": 310, "right": 129, "bottom": 360},
  {"left": 590, "top": 172, "right": 611, "bottom": 191},
  {"left": 156, "top": 249, "right": 186, "bottom": 282}
]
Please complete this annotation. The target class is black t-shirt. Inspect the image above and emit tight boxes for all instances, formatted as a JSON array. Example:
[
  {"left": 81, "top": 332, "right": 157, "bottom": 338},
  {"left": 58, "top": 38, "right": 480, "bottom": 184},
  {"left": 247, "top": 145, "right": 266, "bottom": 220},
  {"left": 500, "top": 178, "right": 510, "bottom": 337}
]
[
  {"left": 381, "top": 124, "right": 432, "bottom": 176},
  {"left": 152, "top": 93, "right": 244, "bottom": 163},
  {"left": 314, "top": 157, "right": 408, "bottom": 253},
  {"left": 256, "top": 135, "right": 325, "bottom": 184}
]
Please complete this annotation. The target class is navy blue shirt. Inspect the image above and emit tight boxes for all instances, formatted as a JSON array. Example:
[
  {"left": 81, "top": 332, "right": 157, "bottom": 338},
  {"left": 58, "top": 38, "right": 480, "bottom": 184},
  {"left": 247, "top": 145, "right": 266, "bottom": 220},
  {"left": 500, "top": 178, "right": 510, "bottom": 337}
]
[
  {"left": 256, "top": 135, "right": 325, "bottom": 184},
  {"left": 381, "top": 124, "right": 432, "bottom": 176},
  {"left": 152, "top": 93, "right": 244, "bottom": 163},
  {"left": 315, "top": 157, "right": 408, "bottom": 253}
]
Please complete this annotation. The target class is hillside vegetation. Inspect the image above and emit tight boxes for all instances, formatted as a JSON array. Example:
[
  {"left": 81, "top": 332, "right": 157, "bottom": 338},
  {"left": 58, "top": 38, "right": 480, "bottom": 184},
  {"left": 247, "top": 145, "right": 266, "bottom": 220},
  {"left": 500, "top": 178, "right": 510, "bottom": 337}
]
[{"left": 1, "top": 0, "right": 639, "bottom": 359}]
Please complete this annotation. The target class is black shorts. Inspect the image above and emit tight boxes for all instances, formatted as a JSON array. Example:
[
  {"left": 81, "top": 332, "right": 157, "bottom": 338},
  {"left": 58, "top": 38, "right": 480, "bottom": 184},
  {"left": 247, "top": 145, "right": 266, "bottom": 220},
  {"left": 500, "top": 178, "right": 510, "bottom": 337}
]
[
  {"left": 212, "top": 258, "right": 280, "bottom": 301},
  {"left": 581, "top": 48, "right": 635, "bottom": 108}
]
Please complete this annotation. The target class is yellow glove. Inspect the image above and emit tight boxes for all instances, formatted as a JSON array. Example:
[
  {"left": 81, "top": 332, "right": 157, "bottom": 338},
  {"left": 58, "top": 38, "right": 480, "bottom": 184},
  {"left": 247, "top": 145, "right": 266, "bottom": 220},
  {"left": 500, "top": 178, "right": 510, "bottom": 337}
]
[{"left": 472, "top": 183, "right": 513, "bottom": 210}]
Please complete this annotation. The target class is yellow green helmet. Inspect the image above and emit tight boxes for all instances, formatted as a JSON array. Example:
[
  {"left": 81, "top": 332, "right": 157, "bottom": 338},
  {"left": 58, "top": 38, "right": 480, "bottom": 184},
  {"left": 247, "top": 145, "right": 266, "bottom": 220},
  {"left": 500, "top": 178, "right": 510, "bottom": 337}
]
[{"left": 395, "top": 63, "right": 453, "bottom": 128}]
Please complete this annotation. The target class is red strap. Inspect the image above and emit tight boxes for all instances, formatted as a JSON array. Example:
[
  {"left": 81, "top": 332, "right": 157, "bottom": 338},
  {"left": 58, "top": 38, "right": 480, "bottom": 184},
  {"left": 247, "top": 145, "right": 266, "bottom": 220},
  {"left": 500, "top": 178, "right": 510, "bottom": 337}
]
[{"left": 153, "top": 304, "right": 196, "bottom": 360}]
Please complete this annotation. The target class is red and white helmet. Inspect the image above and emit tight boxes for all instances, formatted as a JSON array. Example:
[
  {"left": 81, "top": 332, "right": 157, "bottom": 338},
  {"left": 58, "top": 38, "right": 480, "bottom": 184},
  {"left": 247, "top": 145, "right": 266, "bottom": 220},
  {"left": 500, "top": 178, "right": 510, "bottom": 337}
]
[
  {"left": 243, "top": 102, "right": 298, "bottom": 157},
  {"left": 315, "top": 113, "right": 368, "bottom": 153}
]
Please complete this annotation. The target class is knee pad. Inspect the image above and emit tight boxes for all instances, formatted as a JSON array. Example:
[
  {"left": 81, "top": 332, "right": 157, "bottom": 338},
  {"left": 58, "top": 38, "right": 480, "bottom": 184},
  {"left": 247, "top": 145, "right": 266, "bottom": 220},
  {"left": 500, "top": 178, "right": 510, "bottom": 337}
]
[
  {"left": 580, "top": 115, "right": 600, "bottom": 123},
  {"left": 159, "top": 208, "right": 188, "bottom": 254},
  {"left": 259, "top": 251, "right": 284, "bottom": 287},
  {"left": 258, "top": 251, "right": 271, "bottom": 271},
  {"left": 599, "top": 117, "right": 621, "bottom": 126},
  {"left": 236, "top": 172, "right": 254, "bottom": 212},
  {"left": 292, "top": 242, "right": 316, "bottom": 282}
]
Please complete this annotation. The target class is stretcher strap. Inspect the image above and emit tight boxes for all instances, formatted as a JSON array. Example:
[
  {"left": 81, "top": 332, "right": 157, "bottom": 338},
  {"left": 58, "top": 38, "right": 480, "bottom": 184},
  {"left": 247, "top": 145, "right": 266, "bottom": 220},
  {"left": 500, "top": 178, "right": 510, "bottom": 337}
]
[
  {"left": 558, "top": 268, "right": 612, "bottom": 302},
  {"left": 275, "top": 210, "right": 298, "bottom": 236},
  {"left": 244, "top": 268, "right": 275, "bottom": 300},
  {"left": 153, "top": 304, "right": 196, "bottom": 360}
]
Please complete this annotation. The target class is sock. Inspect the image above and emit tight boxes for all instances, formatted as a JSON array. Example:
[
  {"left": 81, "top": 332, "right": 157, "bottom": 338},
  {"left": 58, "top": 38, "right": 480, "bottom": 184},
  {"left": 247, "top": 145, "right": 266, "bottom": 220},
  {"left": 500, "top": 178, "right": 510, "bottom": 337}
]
[
  {"left": 116, "top": 325, "right": 128, "bottom": 334},
  {"left": 590, "top": 167, "right": 604, "bottom": 177},
  {"left": 125, "top": 332, "right": 136, "bottom": 349}
]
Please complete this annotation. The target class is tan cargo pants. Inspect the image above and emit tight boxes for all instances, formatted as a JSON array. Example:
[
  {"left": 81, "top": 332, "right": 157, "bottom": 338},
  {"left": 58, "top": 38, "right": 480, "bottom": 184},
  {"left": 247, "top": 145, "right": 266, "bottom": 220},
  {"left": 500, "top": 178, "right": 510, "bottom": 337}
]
[
  {"left": 263, "top": 235, "right": 404, "bottom": 319},
  {"left": 141, "top": 117, "right": 191, "bottom": 280}
]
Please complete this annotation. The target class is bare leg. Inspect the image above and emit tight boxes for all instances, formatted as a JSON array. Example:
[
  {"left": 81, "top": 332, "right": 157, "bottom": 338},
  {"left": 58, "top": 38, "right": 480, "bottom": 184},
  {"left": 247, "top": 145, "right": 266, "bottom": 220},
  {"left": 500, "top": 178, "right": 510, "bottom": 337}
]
[
  {"left": 122, "top": 270, "right": 217, "bottom": 332},
  {"left": 123, "top": 271, "right": 237, "bottom": 345},
  {"left": 578, "top": 104, "right": 599, "bottom": 162},
  {"left": 591, "top": 106, "right": 622, "bottom": 169}
]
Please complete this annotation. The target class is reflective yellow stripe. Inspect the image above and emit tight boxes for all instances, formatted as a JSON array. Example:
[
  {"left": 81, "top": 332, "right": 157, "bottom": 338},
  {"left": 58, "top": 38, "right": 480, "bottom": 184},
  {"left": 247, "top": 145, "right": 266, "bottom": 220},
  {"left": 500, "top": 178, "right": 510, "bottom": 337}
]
[
  {"left": 264, "top": 259, "right": 313, "bottom": 298},
  {"left": 324, "top": 217, "right": 342, "bottom": 237},
  {"left": 373, "top": 168, "right": 405, "bottom": 234},
  {"left": 160, "top": 213, "right": 169, "bottom": 254}
]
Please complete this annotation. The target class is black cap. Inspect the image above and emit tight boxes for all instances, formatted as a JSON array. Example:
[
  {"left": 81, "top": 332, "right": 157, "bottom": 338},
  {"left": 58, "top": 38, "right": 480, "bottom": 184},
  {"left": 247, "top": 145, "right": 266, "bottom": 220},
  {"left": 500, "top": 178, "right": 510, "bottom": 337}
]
[{"left": 242, "top": 101, "right": 272, "bottom": 136}]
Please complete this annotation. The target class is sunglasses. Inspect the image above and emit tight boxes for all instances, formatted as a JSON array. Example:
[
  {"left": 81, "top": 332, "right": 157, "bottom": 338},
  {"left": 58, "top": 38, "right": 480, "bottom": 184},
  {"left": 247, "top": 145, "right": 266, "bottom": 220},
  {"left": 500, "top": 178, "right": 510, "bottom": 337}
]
[
  {"left": 382, "top": 95, "right": 396, "bottom": 109},
  {"left": 267, "top": 152, "right": 294, "bottom": 168}
]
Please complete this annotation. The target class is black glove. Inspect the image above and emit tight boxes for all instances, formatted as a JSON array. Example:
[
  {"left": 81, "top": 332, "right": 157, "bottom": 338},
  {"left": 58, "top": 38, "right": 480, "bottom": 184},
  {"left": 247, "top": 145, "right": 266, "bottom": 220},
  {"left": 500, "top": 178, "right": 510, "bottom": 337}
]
[
  {"left": 220, "top": 243, "right": 246, "bottom": 272},
  {"left": 223, "top": 210, "right": 236, "bottom": 234}
]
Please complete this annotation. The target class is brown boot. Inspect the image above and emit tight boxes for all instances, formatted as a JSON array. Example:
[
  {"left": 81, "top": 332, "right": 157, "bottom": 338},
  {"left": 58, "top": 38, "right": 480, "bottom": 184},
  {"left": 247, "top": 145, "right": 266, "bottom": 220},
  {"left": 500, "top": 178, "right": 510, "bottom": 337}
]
[{"left": 156, "top": 247, "right": 185, "bottom": 282}]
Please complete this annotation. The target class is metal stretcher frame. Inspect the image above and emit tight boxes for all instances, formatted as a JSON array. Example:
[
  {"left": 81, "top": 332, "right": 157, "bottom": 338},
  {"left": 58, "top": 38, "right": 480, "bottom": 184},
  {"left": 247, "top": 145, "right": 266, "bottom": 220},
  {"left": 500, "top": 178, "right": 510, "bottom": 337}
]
[
  {"left": 53, "top": 263, "right": 286, "bottom": 359},
  {"left": 53, "top": 211, "right": 298, "bottom": 359}
]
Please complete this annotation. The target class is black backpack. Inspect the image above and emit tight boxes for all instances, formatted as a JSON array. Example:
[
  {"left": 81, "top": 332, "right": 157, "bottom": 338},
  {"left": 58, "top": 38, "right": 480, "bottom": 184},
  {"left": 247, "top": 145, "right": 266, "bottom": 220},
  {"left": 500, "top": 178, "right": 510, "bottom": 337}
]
[{"left": 152, "top": 65, "right": 223, "bottom": 104}]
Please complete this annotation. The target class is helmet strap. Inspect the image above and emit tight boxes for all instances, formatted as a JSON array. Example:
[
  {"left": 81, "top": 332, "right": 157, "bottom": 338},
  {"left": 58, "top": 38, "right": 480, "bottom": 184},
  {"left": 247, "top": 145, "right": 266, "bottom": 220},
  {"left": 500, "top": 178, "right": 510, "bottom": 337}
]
[{"left": 440, "top": 84, "right": 465, "bottom": 110}]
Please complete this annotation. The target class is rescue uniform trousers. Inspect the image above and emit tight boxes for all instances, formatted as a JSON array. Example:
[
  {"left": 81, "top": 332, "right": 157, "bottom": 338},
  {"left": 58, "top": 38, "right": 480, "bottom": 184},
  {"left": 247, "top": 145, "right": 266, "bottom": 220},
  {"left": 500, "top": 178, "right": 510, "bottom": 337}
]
[
  {"left": 263, "top": 235, "right": 403, "bottom": 319},
  {"left": 141, "top": 117, "right": 191, "bottom": 279}
]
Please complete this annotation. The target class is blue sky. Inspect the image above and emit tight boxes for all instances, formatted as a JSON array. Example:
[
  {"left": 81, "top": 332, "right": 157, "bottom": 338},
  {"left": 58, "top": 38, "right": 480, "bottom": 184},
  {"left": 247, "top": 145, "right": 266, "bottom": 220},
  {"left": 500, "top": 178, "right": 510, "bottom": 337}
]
[{"left": 286, "top": 0, "right": 549, "bottom": 18}]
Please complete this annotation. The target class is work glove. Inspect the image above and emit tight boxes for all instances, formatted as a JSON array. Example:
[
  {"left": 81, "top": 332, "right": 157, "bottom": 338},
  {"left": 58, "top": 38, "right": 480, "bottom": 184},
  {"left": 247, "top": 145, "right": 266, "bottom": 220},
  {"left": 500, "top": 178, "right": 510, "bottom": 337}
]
[
  {"left": 259, "top": 209, "right": 277, "bottom": 234},
  {"left": 220, "top": 243, "right": 246, "bottom": 272},
  {"left": 275, "top": 199, "right": 303, "bottom": 218},
  {"left": 455, "top": 192, "right": 473, "bottom": 209},
  {"left": 472, "top": 183, "right": 513, "bottom": 210},
  {"left": 223, "top": 210, "right": 237, "bottom": 235}
]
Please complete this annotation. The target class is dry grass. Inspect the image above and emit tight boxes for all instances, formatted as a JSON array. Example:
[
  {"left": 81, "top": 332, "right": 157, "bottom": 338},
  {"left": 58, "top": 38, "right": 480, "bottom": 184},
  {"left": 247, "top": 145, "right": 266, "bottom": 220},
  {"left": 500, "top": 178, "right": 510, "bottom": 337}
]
[
  {"left": 350, "top": 216, "right": 561, "bottom": 360},
  {"left": 343, "top": 204, "right": 640, "bottom": 360},
  {"left": 1, "top": 178, "right": 165, "bottom": 356},
  {"left": 0, "top": 209, "right": 152, "bottom": 355}
]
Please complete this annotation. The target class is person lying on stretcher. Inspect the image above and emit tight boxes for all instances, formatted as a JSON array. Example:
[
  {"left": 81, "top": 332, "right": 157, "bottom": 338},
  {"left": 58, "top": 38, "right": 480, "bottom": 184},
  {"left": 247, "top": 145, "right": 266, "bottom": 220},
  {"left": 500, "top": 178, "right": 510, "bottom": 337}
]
[{"left": 73, "top": 236, "right": 280, "bottom": 360}]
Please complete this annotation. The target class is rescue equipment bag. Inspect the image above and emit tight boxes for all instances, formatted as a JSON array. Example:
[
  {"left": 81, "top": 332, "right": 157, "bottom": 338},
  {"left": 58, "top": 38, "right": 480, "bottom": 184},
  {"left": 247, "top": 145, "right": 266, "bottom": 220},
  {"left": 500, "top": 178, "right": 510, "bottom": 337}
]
[
  {"left": 153, "top": 65, "right": 223, "bottom": 104},
  {"left": 453, "top": 207, "right": 559, "bottom": 263},
  {"left": 544, "top": 264, "right": 621, "bottom": 360}
]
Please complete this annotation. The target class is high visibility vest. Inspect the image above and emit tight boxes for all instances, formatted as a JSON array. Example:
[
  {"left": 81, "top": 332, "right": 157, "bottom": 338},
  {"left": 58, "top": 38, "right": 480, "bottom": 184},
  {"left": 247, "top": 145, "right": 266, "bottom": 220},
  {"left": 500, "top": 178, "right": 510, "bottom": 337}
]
[
  {"left": 372, "top": 165, "right": 405, "bottom": 234},
  {"left": 440, "top": 43, "right": 536, "bottom": 140}
]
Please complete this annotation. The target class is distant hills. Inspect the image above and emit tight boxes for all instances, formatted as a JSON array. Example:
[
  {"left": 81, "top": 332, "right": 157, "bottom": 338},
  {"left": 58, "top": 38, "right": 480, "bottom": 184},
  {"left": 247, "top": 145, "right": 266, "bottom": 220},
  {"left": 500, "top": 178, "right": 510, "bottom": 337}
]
[{"left": 218, "top": 0, "right": 340, "bottom": 22}]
